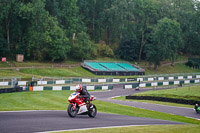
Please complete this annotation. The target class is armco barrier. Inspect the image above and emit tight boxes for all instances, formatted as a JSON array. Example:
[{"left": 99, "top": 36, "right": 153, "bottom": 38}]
[
  {"left": 126, "top": 96, "right": 200, "bottom": 105},
  {"left": 1, "top": 73, "right": 200, "bottom": 86},
  {"left": 123, "top": 79, "right": 200, "bottom": 89},
  {"left": 26, "top": 85, "right": 113, "bottom": 91}
]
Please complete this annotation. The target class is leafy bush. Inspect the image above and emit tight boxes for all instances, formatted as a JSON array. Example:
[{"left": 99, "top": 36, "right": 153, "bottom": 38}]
[
  {"left": 117, "top": 39, "right": 139, "bottom": 61},
  {"left": 97, "top": 44, "right": 114, "bottom": 57},
  {"left": 71, "top": 32, "right": 97, "bottom": 60},
  {"left": 185, "top": 60, "right": 200, "bottom": 69},
  {"left": 185, "top": 60, "right": 194, "bottom": 67}
]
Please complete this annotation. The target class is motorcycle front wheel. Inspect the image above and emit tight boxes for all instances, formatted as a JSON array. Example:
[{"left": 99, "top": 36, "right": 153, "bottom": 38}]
[
  {"left": 68, "top": 104, "right": 78, "bottom": 118},
  {"left": 88, "top": 104, "right": 97, "bottom": 118}
]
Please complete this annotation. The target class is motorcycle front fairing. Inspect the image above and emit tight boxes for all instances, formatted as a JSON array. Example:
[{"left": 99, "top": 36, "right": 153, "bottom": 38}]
[
  {"left": 68, "top": 92, "right": 79, "bottom": 102},
  {"left": 74, "top": 96, "right": 88, "bottom": 114}
]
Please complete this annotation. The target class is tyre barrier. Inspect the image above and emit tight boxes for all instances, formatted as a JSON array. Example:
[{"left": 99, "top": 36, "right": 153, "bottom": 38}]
[
  {"left": 126, "top": 96, "right": 200, "bottom": 105},
  {"left": 0, "top": 87, "right": 23, "bottom": 94}
]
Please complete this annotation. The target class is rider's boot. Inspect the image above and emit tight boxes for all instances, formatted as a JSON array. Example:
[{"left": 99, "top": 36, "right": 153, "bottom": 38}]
[
  {"left": 86, "top": 101, "right": 90, "bottom": 109},
  {"left": 86, "top": 101, "right": 93, "bottom": 110}
]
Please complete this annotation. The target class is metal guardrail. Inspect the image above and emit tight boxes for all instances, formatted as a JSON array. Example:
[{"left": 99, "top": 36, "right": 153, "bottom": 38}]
[{"left": 139, "top": 73, "right": 200, "bottom": 78}]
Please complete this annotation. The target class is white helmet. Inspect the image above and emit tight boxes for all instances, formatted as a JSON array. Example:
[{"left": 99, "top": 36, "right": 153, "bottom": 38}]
[{"left": 76, "top": 84, "right": 82, "bottom": 92}]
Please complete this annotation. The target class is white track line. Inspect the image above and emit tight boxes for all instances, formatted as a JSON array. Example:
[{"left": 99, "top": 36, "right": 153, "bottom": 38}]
[
  {"left": 36, "top": 124, "right": 172, "bottom": 133},
  {"left": 0, "top": 110, "right": 66, "bottom": 113}
]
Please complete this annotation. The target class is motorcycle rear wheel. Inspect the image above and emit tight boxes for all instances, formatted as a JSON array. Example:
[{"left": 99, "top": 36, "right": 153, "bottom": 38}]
[
  {"left": 68, "top": 104, "right": 78, "bottom": 118},
  {"left": 88, "top": 104, "right": 97, "bottom": 118}
]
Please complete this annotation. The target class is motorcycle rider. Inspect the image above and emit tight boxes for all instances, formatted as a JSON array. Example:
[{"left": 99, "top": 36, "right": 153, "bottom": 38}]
[
  {"left": 76, "top": 84, "right": 91, "bottom": 108},
  {"left": 195, "top": 103, "right": 200, "bottom": 113}
]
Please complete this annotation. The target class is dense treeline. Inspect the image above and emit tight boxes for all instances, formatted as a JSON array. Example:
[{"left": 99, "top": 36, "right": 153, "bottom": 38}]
[{"left": 0, "top": 0, "right": 200, "bottom": 68}]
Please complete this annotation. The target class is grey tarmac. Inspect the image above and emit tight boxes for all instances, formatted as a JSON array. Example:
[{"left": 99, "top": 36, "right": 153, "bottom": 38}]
[{"left": 0, "top": 111, "right": 183, "bottom": 133}]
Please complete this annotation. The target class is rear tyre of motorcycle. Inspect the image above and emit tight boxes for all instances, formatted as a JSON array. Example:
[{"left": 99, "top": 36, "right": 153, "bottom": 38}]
[
  {"left": 68, "top": 104, "right": 78, "bottom": 118},
  {"left": 88, "top": 104, "right": 97, "bottom": 118}
]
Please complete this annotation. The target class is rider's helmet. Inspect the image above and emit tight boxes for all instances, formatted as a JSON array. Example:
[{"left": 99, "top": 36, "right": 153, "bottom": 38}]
[{"left": 76, "top": 84, "right": 82, "bottom": 93}]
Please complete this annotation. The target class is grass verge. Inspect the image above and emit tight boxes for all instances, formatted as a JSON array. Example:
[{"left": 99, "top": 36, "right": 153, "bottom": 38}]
[
  {"left": 58, "top": 125, "right": 200, "bottom": 133},
  {"left": 0, "top": 62, "right": 9, "bottom": 67},
  {"left": 144, "top": 63, "right": 200, "bottom": 75},
  {"left": 20, "top": 67, "right": 96, "bottom": 77},
  {"left": 133, "top": 85, "right": 200, "bottom": 101}
]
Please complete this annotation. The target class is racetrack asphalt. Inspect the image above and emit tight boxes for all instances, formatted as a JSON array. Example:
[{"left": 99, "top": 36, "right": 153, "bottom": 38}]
[
  {"left": 0, "top": 111, "right": 183, "bottom": 133},
  {"left": 0, "top": 85, "right": 196, "bottom": 133}
]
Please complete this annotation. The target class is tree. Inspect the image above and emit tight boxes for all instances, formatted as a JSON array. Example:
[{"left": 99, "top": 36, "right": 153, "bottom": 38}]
[
  {"left": 0, "top": 7, "right": 8, "bottom": 57},
  {"left": 147, "top": 17, "right": 182, "bottom": 69},
  {"left": 97, "top": 44, "right": 114, "bottom": 57},
  {"left": 0, "top": 0, "right": 200, "bottom": 62},
  {"left": 117, "top": 38, "right": 139, "bottom": 61},
  {"left": 77, "top": 0, "right": 98, "bottom": 42},
  {"left": 145, "top": 36, "right": 166, "bottom": 70},
  {"left": 42, "top": 19, "right": 70, "bottom": 62},
  {"left": 71, "top": 32, "right": 96, "bottom": 60},
  {"left": 0, "top": 0, "right": 19, "bottom": 52},
  {"left": 0, "top": 37, "right": 7, "bottom": 57},
  {"left": 169, "top": 0, "right": 197, "bottom": 56},
  {"left": 18, "top": 0, "right": 70, "bottom": 61},
  {"left": 183, "top": 0, "right": 200, "bottom": 55},
  {"left": 133, "top": 0, "right": 160, "bottom": 64},
  {"left": 46, "top": 0, "right": 83, "bottom": 39}
]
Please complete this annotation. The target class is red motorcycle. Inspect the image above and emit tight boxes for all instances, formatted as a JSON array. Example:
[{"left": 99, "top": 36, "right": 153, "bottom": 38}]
[{"left": 67, "top": 92, "right": 97, "bottom": 118}]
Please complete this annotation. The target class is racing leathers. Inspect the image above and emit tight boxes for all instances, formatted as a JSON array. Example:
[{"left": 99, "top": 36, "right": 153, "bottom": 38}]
[{"left": 79, "top": 87, "right": 90, "bottom": 105}]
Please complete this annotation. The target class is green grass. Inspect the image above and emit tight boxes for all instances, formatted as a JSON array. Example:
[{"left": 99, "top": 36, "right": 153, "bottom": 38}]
[
  {"left": 0, "top": 67, "right": 96, "bottom": 79},
  {"left": 20, "top": 67, "right": 96, "bottom": 77},
  {"left": 113, "top": 96, "right": 193, "bottom": 108},
  {"left": 145, "top": 63, "right": 200, "bottom": 75},
  {"left": 58, "top": 125, "right": 200, "bottom": 133},
  {"left": 0, "top": 66, "right": 138, "bottom": 79},
  {"left": 12, "top": 59, "right": 81, "bottom": 67},
  {"left": 1, "top": 56, "right": 200, "bottom": 79},
  {"left": 1, "top": 63, "right": 199, "bottom": 79},
  {"left": 13, "top": 61, "right": 52, "bottom": 67},
  {"left": 0, "top": 91, "right": 200, "bottom": 125},
  {"left": 0, "top": 69, "right": 30, "bottom": 78},
  {"left": 0, "top": 62, "right": 9, "bottom": 67},
  {"left": 0, "top": 91, "right": 70, "bottom": 110},
  {"left": 133, "top": 85, "right": 200, "bottom": 101}
]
